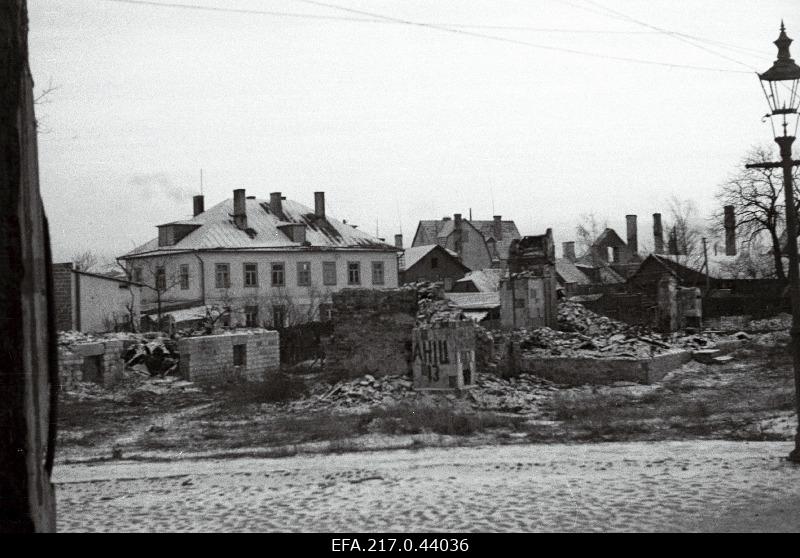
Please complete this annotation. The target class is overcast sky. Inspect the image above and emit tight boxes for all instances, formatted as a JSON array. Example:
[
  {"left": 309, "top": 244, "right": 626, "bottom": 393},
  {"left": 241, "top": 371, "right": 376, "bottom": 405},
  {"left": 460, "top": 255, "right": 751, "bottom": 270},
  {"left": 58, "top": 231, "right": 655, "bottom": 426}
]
[{"left": 28, "top": 0, "right": 798, "bottom": 263}]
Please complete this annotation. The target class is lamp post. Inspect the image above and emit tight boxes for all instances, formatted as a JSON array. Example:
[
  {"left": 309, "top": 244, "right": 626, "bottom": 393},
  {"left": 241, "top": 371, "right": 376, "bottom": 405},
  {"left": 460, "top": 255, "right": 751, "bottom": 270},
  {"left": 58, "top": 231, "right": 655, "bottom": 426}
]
[{"left": 748, "top": 21, "right": 800, "bottom": 462}]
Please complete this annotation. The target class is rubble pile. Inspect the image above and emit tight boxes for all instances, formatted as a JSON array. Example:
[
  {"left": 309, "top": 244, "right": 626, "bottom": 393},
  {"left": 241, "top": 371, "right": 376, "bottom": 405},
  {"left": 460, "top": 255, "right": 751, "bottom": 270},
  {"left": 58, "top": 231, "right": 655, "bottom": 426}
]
[
  {"left": 416, "top": 297, "right": 465, "bottom": 323},
  {"left": 285, "top": 374, "right": 416, "bottom": 412},
  {"left": 746, "top": 313, "right": 792, "bottom": 331}
]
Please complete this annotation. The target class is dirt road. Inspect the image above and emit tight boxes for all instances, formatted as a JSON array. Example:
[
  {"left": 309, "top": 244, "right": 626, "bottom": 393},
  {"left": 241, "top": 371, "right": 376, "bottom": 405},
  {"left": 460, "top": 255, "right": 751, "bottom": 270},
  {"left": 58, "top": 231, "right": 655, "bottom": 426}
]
[{"left": 53, "top": 440, "right": 800, "bottom": 532}]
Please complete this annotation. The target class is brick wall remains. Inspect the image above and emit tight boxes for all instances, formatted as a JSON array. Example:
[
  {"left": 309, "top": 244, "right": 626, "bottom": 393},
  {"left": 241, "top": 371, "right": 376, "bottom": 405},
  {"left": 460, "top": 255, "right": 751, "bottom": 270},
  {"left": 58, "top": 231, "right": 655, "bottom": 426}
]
[
  {"left": 57, "top": 340, "right": 125, "bottom": 390},
  {"left": 177, "top": 329, "right": 279, "bottom": 383},
  {"left": 326, "top": 288, "right": 418, "bottom": 378},
  {"left": 53, "top": 263, "right": 73, "bottom": 331}
]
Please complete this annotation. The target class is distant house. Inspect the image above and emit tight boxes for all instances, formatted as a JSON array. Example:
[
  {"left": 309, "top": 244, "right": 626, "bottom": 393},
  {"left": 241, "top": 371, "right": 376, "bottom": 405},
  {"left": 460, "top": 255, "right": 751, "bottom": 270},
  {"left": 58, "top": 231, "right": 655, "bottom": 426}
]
[
  {"left": 412, "top": 214, "right": 521, "bottom": 270},
  {"left": 399, "top": 244, "right": 470, "bottom": 289},
  {"left": 119, "top": 189, "right": 400, "bottom": 327},
  {"left": 53, "top": 263, "right": 142, "bottom": 333}
]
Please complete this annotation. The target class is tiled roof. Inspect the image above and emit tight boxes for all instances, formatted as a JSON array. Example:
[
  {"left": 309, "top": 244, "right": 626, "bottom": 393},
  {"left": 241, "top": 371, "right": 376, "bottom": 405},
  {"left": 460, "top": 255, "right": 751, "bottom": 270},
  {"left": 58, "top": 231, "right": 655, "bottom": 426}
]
[
  {"left": 444, "top": 292, "right": 500, "bottom": 310},
  {"left": 123, "top": 197, "right": 397, "bottom": 257},
  {"left": 555, "top": 259, "right": 591, "bottom": 285}
]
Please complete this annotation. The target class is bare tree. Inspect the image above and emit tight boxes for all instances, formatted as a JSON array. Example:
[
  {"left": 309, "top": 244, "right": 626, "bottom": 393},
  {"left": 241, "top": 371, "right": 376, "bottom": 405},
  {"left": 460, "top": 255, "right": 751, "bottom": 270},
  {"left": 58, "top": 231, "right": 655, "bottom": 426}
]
[
  {"left": 127, "top": 257, "right": 183, "bottom": 330},
  {"left": 714, "top": 145, "right": 800, "bottom": 280},
  {"left": 663, "top": 196, "right": 705, "bottom": 270},
  {"left": 575, "top": 213, "right": 608, "bottom": 256},
  {"left": 71, "top": 249, "right": 99, "bottom": 272}
]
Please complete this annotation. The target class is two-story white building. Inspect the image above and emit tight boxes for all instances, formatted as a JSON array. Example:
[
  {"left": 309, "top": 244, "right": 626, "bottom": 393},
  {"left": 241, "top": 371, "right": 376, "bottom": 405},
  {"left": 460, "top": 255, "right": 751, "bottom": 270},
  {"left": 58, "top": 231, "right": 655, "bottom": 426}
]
[{"left": 119, "top": 189, "right": 400, "bottom": 327}]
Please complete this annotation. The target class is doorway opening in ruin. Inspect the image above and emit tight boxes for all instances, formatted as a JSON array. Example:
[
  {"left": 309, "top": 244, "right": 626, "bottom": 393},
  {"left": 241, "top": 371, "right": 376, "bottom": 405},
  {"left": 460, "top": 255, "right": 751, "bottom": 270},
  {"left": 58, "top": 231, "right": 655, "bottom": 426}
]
[{"left": 81, "top": 355, "right": 103, "bottom": 384}]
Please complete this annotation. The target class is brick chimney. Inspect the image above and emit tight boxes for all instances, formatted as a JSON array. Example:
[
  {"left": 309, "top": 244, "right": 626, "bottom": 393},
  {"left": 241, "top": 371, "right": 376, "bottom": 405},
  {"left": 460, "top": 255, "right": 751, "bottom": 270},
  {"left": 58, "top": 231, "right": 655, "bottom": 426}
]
[
  {"left": 394, "top": 234, "right": 403, "bottom": 249},
  {"left": 724, "top": 205, "right": 736, "bottom": 255},
  {"left": 562, "top": 241, "right": 576, "bottom": 262},
  {"left": 314, "top": 191, "right": 325, "bottom": 219},
  {"left": 626, "top": 214, "right": 638, "bottom": 255},
  {"left": 653, "top": 213, "right": 664, "bottom": 254},
  {"left": 493, "top": 215, "right": 503, "bottom": 240},
  {"left": 453, "top": 214, "right": 463, "bottom": 260},
  {"left": 233, "top": 189, "right": 247, "bottom": 230},
  {"left": 193, "top": 195, "right": 204, "bottom": 217},
  {"left": 270, "top": 192, "right": 284, "bottom": 220}
]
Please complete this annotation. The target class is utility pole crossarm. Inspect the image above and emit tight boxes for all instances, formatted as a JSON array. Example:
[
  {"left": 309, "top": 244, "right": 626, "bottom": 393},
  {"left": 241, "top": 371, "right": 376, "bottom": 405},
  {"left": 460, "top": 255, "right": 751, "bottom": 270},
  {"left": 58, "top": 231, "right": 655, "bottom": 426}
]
[{"left": 745, "top": 160, "right": 800, "bottom": 169}]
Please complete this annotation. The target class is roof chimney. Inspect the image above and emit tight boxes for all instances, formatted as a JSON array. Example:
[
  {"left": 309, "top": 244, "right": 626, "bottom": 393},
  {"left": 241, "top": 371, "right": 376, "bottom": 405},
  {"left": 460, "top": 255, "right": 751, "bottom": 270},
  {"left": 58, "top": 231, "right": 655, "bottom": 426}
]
[
  {"left": 394, "top": 234, "right": 403, "bottom": 249},
  {"left": 314, "top": 191, "right": 325, "bottom": 219},
  {"left": 270, "top": 192, "right": 284, "bottom": 220},
  {"left": 493, "top": 215, "right": 503, "bottom": 240},
  {"left": 193, "top": 195, "right": 204, "bottom": 217},
  {"left": 626, "top": 215, "right": 638, "bottom": 255},
  {"left": 454, "top": 213, "right": 462, "bottom": 227},
  {"left": 724, "top": 205, "right": 736, "bottom": 255},
  {"left": 653, "top": 213, "right": 664, "bottom": 254},
  {"left": 233, "top": 189, "right": 247, "bottom": 230},
  {"left": 563, "top": 241, "right": 576, "bottom": 262}
]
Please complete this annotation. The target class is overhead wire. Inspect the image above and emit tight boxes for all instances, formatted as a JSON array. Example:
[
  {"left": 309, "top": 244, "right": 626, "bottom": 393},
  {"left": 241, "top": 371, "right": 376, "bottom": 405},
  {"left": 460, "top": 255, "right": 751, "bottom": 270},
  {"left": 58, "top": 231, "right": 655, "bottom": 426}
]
[{"left": 97, "top": 0, "right": 752, "bottom": 74}]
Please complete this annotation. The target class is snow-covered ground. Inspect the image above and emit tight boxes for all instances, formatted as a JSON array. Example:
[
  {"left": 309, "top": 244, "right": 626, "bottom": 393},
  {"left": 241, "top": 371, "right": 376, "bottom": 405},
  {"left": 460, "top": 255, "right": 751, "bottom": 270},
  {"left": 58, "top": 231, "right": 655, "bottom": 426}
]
[{"left": 54, "top": 440, "right": 800, "bottom": 532}]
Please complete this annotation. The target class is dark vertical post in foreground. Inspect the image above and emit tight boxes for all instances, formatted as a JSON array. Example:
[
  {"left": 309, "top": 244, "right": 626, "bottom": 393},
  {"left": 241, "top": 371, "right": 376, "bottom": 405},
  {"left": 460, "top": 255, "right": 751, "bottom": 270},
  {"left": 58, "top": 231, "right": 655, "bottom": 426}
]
[
  {"left": 778, "top": 135, "right": 800, "bottom": 462},
  {"left": 0, "top": 0, "right": 58, "bottom": 532}
]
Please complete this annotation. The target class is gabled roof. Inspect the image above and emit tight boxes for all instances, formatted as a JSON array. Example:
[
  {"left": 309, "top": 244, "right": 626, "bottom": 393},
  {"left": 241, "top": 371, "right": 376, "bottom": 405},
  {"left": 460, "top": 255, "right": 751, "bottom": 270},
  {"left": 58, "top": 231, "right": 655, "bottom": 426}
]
[
  {"left": 555, "top": 259, "right": 591, "bottom": 285},
  {"left": 454, "top": 268, "right": 504, "bottom": 292},
  {"left": 646, "top": 254, "right": 745, "bottom": 281},
  {"left": 401, "top": 244, "right": 464, "bottom": 272},
  {"left": 575, "top": 262, "right": 626, "bottom": 284},
  {"left": 413, "top": 218, "right": 520, "bottom": 260},
  {"left": 122, "top": 197, "right": 397, "bottom": 258}
]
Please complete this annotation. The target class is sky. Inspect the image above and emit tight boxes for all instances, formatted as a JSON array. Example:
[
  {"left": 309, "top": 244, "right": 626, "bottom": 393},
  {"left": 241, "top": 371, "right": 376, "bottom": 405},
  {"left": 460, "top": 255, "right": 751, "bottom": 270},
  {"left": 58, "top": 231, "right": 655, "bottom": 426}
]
[{"left": 27, "top": 0, "right": 799, "bottom": 263}]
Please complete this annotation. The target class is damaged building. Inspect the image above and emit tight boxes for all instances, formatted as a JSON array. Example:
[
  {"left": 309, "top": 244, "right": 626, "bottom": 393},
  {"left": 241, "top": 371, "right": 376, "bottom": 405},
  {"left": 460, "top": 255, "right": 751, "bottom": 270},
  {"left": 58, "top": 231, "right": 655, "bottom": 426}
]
[{"left": 120, "top": 190, "right": 401, "bottom": 327}]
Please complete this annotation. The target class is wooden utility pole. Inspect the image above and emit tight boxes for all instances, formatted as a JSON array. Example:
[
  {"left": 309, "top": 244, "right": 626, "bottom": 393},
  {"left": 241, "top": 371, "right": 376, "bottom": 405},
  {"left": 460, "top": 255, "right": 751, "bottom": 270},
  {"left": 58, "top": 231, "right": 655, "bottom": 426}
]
[{"left": 0, "top": 0, "right": 58, "bottom": 532}]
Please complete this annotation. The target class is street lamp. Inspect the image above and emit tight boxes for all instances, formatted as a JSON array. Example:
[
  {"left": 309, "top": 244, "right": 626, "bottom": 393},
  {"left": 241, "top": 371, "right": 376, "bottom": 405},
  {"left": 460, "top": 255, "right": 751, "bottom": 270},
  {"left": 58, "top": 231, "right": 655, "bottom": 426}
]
[{"left": 750, "top": 21, "right": 800, "bottom": 462}]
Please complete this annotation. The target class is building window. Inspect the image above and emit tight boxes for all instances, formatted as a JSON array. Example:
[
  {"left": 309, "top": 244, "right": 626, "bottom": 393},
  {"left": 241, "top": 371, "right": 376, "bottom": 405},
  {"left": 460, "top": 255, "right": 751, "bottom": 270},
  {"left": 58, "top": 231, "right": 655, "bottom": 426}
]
[
  {"left": 245, "top": 305, "right": 259, "bottom": 327},
  {"left": 271, "top": 262, "right": 285, "bottom": 286},
  {"left": 348, "top": 262, "right": 361, "bottom": 285},
  {"left": 179, "top": 264, "right": 189, "bottom": 290},
  {"left": 233, "top": 344, "right": 246, "bottom": 366},
  {"left": 297, "top": 261, "right": 311, "bottom": 286},
  {"left": 215, "top": 263, "right": 230, "bottom": 289},
  {"left": 372, "top": 261, "right": 385, "bottom": 285},
  {"left": 132, "top": 267, "right": 143, "bottom": 283},
  {"left": 323, "top": 261, "right": 337, "bottom": 286},
  {"left": 155, "top": 266, "right": 166, "bottom": 290},
  {"left": 430, "top": 257, "right": 439, "bottom": 269},
  {"left": 272, "top": 305, "right": 286, "bottom": 328},
  {"left": 244, "top": 263, "right": 258, "bottom": 287}
]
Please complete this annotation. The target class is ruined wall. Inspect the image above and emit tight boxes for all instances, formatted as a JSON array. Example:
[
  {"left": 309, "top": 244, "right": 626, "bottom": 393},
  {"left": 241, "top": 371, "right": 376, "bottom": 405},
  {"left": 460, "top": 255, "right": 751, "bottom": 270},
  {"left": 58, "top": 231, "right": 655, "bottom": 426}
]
[
  {"left": 177, "top": 329, "right": 279, "bottom": 382},
  {"left": 412, "top": 321, "right": 476, "bottom": 390},
  {"left": 326, "top": 288, "right": 418, "bottom": 378},
  {"left": 499, "top": 272, "right": 558, "bottom": 330},
  {"left": 58, "top": 340, "right": 125, "bottom": 390},
  {"left": 76, "top": 273, "right": 142, "bottom": 333}
]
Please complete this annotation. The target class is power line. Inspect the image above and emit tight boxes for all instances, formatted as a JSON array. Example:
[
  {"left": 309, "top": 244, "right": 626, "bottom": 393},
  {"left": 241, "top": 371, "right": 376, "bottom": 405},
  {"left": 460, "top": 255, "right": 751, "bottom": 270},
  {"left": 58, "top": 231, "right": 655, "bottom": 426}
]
[
  {"left": 97, "top": 0, "right": 751, "bottom": 74},
  {"left": 292, "top": 0, "right": 751, "bottom": 74}
]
